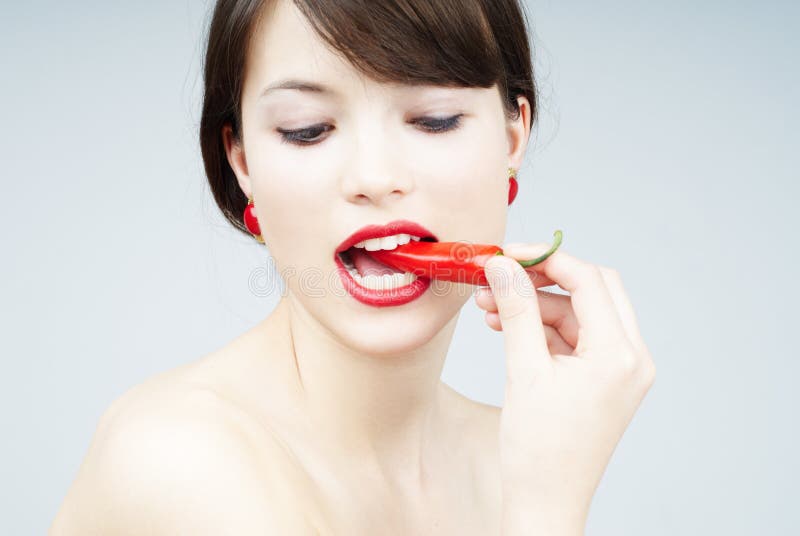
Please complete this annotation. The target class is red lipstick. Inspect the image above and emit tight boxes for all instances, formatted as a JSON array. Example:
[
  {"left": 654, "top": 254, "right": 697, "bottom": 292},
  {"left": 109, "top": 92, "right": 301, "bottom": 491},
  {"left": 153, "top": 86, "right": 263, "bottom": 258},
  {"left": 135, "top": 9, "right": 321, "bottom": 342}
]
[
  {"left": 335, "top": 220, "right": 438, "bottom": 253},
  {"left": 333, "top": 220, "right": 438, "bottom": 307}
]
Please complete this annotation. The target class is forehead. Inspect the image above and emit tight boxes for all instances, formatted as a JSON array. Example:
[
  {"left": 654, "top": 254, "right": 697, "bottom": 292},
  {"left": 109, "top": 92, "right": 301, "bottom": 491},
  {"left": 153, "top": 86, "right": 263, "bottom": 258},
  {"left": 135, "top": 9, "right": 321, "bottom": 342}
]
[
  {"left": 246, "top": 0, "right": 363, "bottom": 94},
  {"left": 243, "top": 0, "right": 499, "bottom": 109}
]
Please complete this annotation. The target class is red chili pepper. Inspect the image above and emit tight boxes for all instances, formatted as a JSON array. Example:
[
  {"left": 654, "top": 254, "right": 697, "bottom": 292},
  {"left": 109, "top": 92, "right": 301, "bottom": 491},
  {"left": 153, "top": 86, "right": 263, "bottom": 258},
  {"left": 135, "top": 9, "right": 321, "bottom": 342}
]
[{"left": 364, "top": 230, "right": 563, "bottom": 286}]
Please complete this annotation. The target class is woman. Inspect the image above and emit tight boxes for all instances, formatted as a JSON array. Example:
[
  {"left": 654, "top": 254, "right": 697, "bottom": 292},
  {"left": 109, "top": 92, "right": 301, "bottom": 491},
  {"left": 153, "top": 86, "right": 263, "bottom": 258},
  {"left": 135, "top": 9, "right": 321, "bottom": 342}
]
[{"left": 51, "top": 0, "right": 655, "bottom": 534}]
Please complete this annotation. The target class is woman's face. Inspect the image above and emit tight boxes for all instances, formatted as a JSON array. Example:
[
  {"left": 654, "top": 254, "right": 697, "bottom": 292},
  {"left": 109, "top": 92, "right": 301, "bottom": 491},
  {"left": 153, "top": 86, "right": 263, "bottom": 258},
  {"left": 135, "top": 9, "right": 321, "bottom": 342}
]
[{"left": 224, "top": 0, "right": 530, "bottom": 356}]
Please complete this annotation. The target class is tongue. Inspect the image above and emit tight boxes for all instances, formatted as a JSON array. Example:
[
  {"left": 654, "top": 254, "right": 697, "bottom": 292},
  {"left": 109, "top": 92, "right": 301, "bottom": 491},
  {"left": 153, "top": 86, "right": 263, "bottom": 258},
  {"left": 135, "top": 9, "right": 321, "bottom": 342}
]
[{"left": 350, "top": 247, "right": 404, "bottom": 277}]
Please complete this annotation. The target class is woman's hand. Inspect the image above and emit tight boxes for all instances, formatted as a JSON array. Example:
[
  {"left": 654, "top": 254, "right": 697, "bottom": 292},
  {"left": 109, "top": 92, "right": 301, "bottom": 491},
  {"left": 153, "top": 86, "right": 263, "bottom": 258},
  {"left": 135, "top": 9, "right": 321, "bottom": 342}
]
[{"left": 476, "top": 244, "right": 656, "bottom": 534}]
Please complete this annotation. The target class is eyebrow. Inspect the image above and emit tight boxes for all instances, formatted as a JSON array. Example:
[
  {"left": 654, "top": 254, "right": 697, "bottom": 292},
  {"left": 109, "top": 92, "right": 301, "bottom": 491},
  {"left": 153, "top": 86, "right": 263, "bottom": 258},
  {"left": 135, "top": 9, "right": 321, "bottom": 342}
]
[{"left": 259, "top": 79, "right": 336, "bottom": 99}]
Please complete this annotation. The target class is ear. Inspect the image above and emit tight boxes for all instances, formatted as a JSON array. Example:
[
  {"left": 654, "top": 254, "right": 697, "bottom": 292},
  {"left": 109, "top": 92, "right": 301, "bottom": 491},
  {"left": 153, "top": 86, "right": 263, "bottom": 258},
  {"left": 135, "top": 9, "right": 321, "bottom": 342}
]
[
  {"left": 221, "top": 123, "right": 252, "bottom": 199},
  {"left": 506, "top": 95, "right": 532, "bottom": 172}
]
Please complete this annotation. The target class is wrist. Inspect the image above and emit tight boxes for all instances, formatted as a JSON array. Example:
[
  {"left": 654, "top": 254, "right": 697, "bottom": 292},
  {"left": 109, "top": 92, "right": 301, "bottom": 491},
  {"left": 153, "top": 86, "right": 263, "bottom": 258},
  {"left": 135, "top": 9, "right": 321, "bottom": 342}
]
[{"left": 501, "top": 493, "right": 588, "bottom": 536}]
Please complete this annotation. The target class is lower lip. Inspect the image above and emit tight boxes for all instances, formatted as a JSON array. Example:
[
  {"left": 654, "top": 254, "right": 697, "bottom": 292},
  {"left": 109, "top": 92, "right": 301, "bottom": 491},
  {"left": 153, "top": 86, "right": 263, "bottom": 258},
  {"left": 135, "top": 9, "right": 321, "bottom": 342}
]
[{"left": 334, "top": 253, "right": 431, "bottom": 307}]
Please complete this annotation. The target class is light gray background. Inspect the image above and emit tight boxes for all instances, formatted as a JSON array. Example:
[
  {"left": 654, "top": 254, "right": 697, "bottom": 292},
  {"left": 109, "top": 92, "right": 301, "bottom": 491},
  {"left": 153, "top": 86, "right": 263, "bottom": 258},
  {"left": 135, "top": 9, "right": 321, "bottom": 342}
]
[{"left": 2, "top": 1, "right": 798, "bottom": 534}]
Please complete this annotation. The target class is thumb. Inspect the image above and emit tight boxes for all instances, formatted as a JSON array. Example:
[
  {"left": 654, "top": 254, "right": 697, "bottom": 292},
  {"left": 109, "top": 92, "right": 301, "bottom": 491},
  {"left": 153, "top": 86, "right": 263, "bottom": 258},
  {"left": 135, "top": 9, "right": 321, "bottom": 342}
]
[{"left": 484, "top": 254, "right": 552, "bottom": 382}]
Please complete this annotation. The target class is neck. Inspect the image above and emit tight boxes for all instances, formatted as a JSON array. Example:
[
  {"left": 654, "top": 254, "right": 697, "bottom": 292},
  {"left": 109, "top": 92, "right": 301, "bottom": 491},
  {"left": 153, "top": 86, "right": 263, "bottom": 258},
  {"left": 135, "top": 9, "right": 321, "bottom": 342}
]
[{"left": 264, "top": 295, "right": 460, "bottom": 486}]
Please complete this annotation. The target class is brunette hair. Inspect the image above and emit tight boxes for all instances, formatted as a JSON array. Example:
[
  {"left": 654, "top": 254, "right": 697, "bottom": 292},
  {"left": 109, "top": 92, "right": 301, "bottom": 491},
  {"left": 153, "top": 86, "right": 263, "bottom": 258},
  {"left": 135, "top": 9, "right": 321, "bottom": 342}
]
[{"left": 200, "top": 0, "right": 538, "bottom": 237}]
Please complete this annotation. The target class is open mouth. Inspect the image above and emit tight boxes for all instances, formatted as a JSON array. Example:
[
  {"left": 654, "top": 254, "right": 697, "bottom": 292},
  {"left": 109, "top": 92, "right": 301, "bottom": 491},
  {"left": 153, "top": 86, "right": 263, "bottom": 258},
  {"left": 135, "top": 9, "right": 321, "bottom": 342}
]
[{"left": 337, "top": 233, "right": 436, "bottom": 290}]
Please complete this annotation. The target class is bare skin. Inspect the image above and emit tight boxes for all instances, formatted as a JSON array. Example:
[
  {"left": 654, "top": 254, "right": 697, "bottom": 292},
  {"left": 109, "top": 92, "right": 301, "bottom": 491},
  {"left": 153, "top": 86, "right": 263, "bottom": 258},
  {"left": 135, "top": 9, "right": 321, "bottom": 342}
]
[
  {"left": 51, "top": 0, "right": 523, "bottom": 530},
  {"left": 50, "top": 297, "right": 505, "bottom": 535},
  {"left": 52, "top": 0, "right": 655, "bottom": 533}
]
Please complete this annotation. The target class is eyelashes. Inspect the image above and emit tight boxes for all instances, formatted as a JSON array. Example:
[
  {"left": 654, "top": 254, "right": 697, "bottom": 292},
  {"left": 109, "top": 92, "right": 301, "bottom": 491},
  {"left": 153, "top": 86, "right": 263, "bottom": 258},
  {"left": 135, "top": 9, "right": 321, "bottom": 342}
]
[
  {"left": 277, "top": 114, "right": 465, "bottom": 147},
  {"left": 277, "top": 124, "right": 334, "bottom": 146},
  {"left": 411, "top": 114, "right": 464, "bottom": 134}
]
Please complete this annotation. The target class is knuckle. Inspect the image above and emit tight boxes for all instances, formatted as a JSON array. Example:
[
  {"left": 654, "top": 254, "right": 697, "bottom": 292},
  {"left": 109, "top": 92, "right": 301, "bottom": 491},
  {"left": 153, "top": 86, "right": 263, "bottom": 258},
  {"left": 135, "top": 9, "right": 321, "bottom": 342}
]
[
  {"left": 608, "top": 339, "right": 639, "bottom": 378},
  {"left": 641, "top": 355, "right": 657, "bottom": 388},
  {"left": 599, "top": 266, "right": 621, "bottom": 281},
  {"left": 575, "top": 261, "right": 603, "bottom": 285},
  {"left": 588, "top": 263, "right": 606, "bottom": 284},
  {"left": 620, "top": 350, "right": 639, "bottom": 375},
  {"left": 623, "top": 352, "right": 657, "bottom": 393},
  {"left": 498, "top": 300, "right": 533, "bottom": 322}
]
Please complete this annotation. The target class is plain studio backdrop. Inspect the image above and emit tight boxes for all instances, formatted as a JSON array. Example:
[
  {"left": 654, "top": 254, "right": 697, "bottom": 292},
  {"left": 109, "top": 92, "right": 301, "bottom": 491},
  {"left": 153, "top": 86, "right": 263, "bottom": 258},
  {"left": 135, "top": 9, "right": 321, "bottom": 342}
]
[{"left": 2, "top": 1, "right": 797, "bottom": 534}]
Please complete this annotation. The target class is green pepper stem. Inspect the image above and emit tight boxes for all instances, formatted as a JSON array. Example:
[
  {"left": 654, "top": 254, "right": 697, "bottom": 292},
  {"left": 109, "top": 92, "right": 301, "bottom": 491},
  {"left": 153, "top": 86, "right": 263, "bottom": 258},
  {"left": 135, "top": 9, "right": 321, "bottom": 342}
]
[{"left": 499, "top": 229, "right": 563, "bottom": 267}]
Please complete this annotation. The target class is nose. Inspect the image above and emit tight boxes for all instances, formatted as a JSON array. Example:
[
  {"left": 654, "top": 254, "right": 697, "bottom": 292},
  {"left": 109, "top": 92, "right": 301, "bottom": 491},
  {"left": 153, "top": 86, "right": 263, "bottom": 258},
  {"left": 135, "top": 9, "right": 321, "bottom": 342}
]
[{"left": 339, "top": 124, "right": 414, "bottom": 206}]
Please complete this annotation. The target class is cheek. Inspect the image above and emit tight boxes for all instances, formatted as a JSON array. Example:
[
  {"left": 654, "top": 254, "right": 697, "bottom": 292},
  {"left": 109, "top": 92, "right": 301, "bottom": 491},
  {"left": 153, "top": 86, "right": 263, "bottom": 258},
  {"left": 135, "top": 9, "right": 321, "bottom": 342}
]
[
  {"left": 428, "top": 122, "right": 508, "bottom": 199},
  {"left": 428, "top": 138, "right": 509, "bottom": 241},
  {"left": 248, "top": 142, "right": 324, "bottom": 202},
  {"left": 249, "top": 133, "right": 344, "bottom": 208},
  {"left": 392, "top": 113, "right": 506, "bottom": 187},
  {"left": 246, "top": 147, "right": 332, "bottom": 268}
]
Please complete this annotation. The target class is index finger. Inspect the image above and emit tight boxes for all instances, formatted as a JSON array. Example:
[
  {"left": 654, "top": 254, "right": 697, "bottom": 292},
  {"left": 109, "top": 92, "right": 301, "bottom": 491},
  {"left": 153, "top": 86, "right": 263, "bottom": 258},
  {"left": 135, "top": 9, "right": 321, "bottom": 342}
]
[
  {"left": 502, "top": 243, "right": 628, "bottom": 355},
  {"left": 483, "top": 254, "right": 553, "bottom": 382}
]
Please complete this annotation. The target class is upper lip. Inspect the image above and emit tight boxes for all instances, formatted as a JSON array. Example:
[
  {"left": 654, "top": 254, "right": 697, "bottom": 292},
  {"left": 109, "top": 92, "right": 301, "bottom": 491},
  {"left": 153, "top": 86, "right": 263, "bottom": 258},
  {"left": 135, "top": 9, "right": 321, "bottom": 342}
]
[{"left": 335, "top": 219, "right": 438, "bottom": 254}]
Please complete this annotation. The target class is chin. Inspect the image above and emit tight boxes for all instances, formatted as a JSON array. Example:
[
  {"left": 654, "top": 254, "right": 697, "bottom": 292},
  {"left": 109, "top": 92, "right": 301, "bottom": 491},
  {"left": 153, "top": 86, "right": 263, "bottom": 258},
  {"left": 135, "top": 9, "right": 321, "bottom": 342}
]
[
  {"left": 331, "top": 295, "right": 466, "bottom": 358},
  {"left": 335, "top": 319, "right": 443, "bottom": 357},
  {"left": 287, "top": 277, "right": 467, "bottom": 356}
]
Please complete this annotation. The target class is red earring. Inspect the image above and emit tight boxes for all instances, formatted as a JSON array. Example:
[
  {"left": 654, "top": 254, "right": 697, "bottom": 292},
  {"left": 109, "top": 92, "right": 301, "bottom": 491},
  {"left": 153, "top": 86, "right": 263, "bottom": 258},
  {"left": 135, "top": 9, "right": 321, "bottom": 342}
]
[
  {"left": 243, "top": 195, "right": 265, "bottom": 244},
  {"left": 508, "top": 167, "right": 519, "bottom": 205}
]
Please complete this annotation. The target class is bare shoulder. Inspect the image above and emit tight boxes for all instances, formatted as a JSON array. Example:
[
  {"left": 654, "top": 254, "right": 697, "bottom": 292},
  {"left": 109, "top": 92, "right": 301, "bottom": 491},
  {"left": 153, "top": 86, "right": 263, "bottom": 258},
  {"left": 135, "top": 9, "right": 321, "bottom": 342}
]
[{"left": 50, "top": 366, "right": 318, "bottom": 535}]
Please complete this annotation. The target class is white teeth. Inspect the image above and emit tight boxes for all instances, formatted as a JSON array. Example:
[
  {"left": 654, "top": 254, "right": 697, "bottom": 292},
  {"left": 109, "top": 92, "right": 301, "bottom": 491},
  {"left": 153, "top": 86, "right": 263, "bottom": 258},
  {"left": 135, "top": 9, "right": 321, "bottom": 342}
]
[
  {"left": 364, "top": 238, "right": 383, "bottom": 251},
  {"left": 379, "top": 236, "right": 399, "bottom": 250},
  {"left": 348, "top": 269, "right": 418, "bottom": 289},
  {"left": 353, "top": 234, "right": 421, "bottom": 251},
  {"left": 340, "top": 233, "right": 423, "bottom": 290},
  {"left": 341, "top": 250, "right": 417, "bottom": 289}
]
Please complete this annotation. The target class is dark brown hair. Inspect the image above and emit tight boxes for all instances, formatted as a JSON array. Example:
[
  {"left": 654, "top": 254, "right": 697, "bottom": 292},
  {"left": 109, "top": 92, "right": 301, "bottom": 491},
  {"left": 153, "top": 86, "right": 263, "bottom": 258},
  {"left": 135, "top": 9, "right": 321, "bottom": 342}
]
[{"left": 200, "top": 0, "right": 538, "bottom": 237}]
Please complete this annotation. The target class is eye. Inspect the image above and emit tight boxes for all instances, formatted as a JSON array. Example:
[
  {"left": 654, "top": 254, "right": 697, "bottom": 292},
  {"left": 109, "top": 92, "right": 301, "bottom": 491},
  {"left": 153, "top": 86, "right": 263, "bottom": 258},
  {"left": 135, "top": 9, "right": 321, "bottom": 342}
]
[
  {"left": 276, "top": 113, "right": 465, "bottom": 148},
  {"left": 412, "top": 114, "right": 464, "bottom": 133},
  {"left": 277, "top": 124, "right": 333, "bottom": 146}
]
